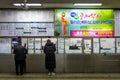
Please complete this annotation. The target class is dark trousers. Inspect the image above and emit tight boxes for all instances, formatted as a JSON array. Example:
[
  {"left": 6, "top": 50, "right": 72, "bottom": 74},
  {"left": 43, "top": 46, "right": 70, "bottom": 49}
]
[
  {"left": 48, "top": 68, "right": 54, "bottom": 73},
  {"left": 15, "top": 60, "right": 25, "bottom": 75}
]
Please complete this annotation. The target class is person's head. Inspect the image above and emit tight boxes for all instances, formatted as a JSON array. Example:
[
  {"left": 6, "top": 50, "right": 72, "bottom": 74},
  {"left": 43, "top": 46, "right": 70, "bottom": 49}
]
[
  {"left": 17, "top": 36, "right": 21, "bottom": 39},
  {"left": 61, "top": 12, "right": 65, "bottom": 17},
  {"left": 47, "top": 39, "right": 51, "bottom": 43}
]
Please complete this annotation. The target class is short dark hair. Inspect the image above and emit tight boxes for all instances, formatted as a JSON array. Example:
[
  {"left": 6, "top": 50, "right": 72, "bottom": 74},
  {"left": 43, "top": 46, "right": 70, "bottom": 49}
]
[{"left": 47, "top": 39, "right": 51, "bottom": 42}]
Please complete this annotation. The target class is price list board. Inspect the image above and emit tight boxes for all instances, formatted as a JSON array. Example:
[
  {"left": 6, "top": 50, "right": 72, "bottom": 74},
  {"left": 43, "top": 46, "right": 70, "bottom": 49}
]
[{"left": 0, "top": 22, "right": 54, "bottom": 36}]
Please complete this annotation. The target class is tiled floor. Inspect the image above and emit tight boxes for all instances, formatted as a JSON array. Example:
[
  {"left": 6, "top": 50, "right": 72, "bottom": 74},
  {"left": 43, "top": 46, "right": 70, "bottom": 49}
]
[{"left": 0, "top": 73, "right": 120, "bottom": 80}]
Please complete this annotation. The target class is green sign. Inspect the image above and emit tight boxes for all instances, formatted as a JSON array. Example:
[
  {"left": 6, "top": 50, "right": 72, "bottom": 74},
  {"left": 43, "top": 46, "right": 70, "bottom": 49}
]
[{"left": 55, "top": 9, "right": 114, "bottom": 37}]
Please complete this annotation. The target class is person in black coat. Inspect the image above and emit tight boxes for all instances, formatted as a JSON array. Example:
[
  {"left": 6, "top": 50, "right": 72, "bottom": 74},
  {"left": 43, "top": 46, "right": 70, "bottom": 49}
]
[
  {"left": 13, "top": 43, "right": 27, "bottom": 75},
  {"left": 44, "top": 39, "right": 56, "bottom": 76}
]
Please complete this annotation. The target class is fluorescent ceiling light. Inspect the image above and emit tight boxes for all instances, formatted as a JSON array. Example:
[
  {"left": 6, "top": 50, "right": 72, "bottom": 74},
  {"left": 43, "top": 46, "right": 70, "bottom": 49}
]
[
  {"left": 74, "top": 3, "right": 102, "bottom": 6},
  {"left": 25, "top": 3, "right": 42, "bottom": 6},
  {"left": 13, "top": 3, "right": 42, "bottom": 6}
]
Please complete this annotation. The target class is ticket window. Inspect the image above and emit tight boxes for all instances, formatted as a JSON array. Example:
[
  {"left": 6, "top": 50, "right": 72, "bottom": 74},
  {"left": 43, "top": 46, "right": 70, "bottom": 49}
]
[
  {"left": 28, "top": 38, "right": 34, "bottom": 54},
  {"left": 0, "top": 38, "right": 11, "bottom": 54},
  {"left": 65, "top": 38, "right": 82, "bottom": 54},
  {"left": 83, "top": 38, "right": 92, "bottom": 54},
  {"left": 116, "top": 38, "right": 120, "bottom": 53},
  {"left": 21, "top": 38, "right": 27, "bottom": 49},
  {"left": 35, "top": 38, "right": 41, "bottom": 54},
  {"left": 93, "top": 38, "right": 100, "bottom": 54},
  {"left": 100, "top": 38, "right": 115, "bottom": 54},
  {"left": 58, "top": 38, "right": 64, "bottom": 54},
  {"left": 42, "top": 38, "right": 57, "bottom": 54}
]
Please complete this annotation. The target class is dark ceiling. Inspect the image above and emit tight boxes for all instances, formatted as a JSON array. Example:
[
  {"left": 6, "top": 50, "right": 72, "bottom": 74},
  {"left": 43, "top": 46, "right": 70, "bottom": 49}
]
[{"left": 0, "top": 0, "right": 120, "bottom": 9}]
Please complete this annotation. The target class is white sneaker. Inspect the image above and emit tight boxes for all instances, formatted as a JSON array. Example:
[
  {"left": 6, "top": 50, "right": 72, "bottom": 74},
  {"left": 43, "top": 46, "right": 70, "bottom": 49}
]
[
  {"left": 52, "top": 72, "right": 55, "bottom": 76},
  {"left": 48, "top": 72, "right": 51, "bottom": 76}
]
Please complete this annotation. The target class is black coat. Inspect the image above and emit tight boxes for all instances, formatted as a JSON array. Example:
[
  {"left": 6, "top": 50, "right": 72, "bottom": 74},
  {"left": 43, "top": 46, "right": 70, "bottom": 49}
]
[
  {"left": 13, "top": 45, "right": 27, "bottom": 61},
  {"left": 44, "top": 42, "right": 56, "bottom": 69}
]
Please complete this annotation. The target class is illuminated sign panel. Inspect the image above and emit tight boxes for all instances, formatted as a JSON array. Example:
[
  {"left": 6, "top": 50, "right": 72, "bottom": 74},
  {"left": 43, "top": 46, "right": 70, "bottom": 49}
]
[{"left": 55, "top": 9, "right": 114, "bottom": 37}]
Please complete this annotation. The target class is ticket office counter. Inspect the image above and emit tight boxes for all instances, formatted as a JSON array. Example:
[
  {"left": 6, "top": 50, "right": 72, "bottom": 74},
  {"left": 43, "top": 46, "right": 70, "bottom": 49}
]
[{"left": 0, "top": 37, "right": 120, "bottom": 73}]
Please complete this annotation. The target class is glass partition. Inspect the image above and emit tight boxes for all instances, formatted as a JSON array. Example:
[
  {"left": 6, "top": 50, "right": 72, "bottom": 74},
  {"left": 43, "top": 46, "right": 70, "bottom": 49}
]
[
  {"left": 93, "top": 38, "right": 99, "bottom": 54},
  {"left": 0, "top": 38, "right": 11, "bottom": 54},
  {"left": 83, "top": 38, "right": 92, "bottom": 54},
  {"left": 12, "top": 37, "right": 21, "bottom": 53},
  {"left": 65, "top": 38, "right": 82, "bottom": 54},
  {"left": 35, "top": 38, "right": 41, "bottom": 54},
  {"left": 0, "top": 37, "right": 119, "bottom": 54},
  {"left": 42, "top": 38, "right": 57, "bottom": 54},
  {"left": 100, "top": 38, "right": 115, "bottom": 54},
  {"left": 28, "top": 38, "right": 34, "bottom": 54},
  {"left": 116, "top": 38, "right": 120, "bottom": 53},
  {"left": 21, "top": 38, "right": 27, "bottom": 49},
  {"left": 58, "top": 38, "right": 64, "bottom": 54}
]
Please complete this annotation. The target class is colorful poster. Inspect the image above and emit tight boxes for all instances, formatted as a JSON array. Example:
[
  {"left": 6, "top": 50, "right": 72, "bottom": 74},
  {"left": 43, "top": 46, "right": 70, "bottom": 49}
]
[{"left": 55, "top": 9, "right": 114, "bottom": 37}]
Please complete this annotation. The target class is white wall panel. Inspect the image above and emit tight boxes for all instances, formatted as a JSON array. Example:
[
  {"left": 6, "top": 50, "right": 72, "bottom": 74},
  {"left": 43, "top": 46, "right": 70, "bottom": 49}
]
[
  {"left": 115, "top": 10, "right": 120, "bottom": 36},
  {"left": 0, "top": 10, "right": 54, "bottom": 22}
]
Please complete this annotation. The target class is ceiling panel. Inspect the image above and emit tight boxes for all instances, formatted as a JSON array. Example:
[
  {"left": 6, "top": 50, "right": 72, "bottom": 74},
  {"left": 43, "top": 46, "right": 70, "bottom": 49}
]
[{"left": 0, "top": 0, "right": 119, "bottom": 9}]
